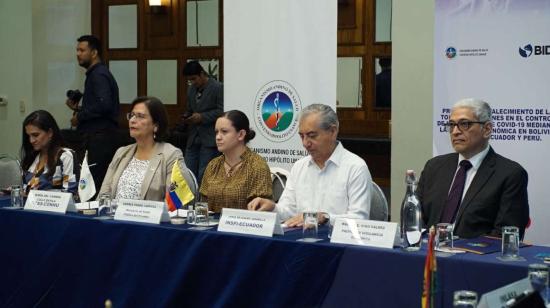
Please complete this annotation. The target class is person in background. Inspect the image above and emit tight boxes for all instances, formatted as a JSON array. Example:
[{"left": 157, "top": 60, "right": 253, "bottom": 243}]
[
  {"left": 375, "top": 58, "right": 391, "bottom": 108},
  {"left": 99, "top": 96, "right": 192, "bottom": 201},
  {"left": 200, "top": 110, "right": 272, "bottom": 213},
  {"left": 65, "top": 34, "right": 120, "bottom": 194},
  {"left": 248, "top": 104, "right": 372, "bottom": 226},
  {"left": 417, "top": 98, "right": 529, "bottom": 238},
  {"left": 21, "top": 110, "right": 77, "bottom": 195},
  {"left": 181, "top": 60, "right": 223, "bottom": 186}
]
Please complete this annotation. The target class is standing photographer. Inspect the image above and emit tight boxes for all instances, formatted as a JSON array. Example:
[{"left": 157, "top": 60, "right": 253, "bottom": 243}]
[{"left": 66, "top": 35, "right": 120, "bottom": 194}]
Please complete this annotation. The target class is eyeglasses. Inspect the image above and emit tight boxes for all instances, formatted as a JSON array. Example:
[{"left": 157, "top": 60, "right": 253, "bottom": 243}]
[
  {"left": 444, "top": 120, "right": 487, "bottom": 132},
  {"left": 126, "top": 112, "right": 148, "bottom": 121}
]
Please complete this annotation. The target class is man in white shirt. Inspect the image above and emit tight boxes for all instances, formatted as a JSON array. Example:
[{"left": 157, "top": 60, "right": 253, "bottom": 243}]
[{"left": 248, "top": 104, "right": 372, "bottom": 227}]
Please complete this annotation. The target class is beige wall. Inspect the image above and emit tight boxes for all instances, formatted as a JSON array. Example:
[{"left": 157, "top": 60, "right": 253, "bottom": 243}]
[
  {"left": 32, "top": 0, "right": 90, "bottom": 123},
  {"left": 390, "top": 0, "right": 435, "bottom": 222},
  {"left": 0, "top": 0, "right": 90, "bottom": 158},
  {"left": 0, "top": 0, "right": 34, "bottom": 158}
]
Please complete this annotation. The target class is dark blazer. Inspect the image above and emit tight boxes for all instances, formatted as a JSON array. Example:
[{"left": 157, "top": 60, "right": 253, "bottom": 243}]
[
  {"left": 417, "top": 147, "right": 529, "bottom": 238},
  {"left": 186, "top": 78, "right": 223, "bottom": 148}
]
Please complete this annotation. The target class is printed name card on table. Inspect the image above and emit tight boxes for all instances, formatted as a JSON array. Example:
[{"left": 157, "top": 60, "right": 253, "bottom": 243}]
[
  {"left": 330, "top": 218, "right": 398, "bottom": 249},
  {"left": 218, "top": 208, "right": 283, "bottom": 237},
  {"left": 24, "top": 190, "right": 76, "bottom": 214},
  {"left": 114, "top": 199, "right": 169, "bottom": 224},
  {"left": 477, "top": 277, "right": 532, "bottom": 308}
]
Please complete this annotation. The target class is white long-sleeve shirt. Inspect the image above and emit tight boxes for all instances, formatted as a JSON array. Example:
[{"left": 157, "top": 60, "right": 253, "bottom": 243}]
[{"left": 275, "top": 142, "right": 372, "bottom": 222}]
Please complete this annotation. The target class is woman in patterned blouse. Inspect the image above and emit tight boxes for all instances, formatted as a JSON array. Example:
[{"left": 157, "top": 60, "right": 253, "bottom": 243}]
[
  {"left": 200, "top": 110, "right": 273, "bottom": 213},
  {"left": 21, "top": 110, "right": 78, "bottom": 195},
  {"left": 99, "top": 96, "right": 192, "bottom": 201}
]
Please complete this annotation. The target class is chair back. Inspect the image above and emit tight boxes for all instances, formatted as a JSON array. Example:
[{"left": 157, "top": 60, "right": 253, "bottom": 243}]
[
  {"left": 370, "top": 181, "right": 388, "bottom": 221},
  {"left": 270, "top": 167, "right": 290, "bottom": 202},
  {"left": 0, "top": 154, "right": 23, "bottom": 189}
]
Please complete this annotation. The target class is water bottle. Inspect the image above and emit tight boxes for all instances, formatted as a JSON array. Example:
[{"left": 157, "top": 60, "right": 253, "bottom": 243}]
[
  {"left": 187, "top": 205, "right": 196, "bottom": 225},
  {"left": 400, "top": 170, "right": 422, "bottom": 251},
  {"left": 10, "top": 185, "right": 23, "bottom": 208}
]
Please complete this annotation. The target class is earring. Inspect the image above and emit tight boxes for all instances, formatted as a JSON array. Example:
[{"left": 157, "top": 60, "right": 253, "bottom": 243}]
[{"left": 154, "top": 133, "right": 156, "bottom": 140}]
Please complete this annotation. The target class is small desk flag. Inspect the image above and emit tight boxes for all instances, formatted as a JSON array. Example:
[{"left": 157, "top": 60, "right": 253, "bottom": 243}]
[
  {"left": 165, "top": 159, "right": 194, "bottom": 211},
  {"left": 78, "top": 151, "right": 96, "bottom": 202},
  {"left": 422, "top": 226, "right": 438, "bottom": 308}
]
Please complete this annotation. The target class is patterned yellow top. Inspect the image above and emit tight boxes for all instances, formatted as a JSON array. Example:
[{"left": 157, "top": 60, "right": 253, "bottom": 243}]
[{"left": 200, "top": 147, "right": 273, "bottom": 213}]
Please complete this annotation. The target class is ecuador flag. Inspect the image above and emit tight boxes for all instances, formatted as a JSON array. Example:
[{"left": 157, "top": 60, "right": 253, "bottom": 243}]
[{"left": 165, "top": 159, "right": 194, "bottom": 211}]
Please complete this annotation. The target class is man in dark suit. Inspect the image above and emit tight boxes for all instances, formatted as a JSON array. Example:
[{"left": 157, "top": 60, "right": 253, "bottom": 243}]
[
  {"left": 181, "top": 61, "right": 223, "bottom": 185},
  {"left": 417, "top": 98, "right": 529, "bottom": 238}
]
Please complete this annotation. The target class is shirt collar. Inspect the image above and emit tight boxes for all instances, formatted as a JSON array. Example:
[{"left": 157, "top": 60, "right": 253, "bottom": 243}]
[
  {"left": 307, "top": 141, "right": 343, "bottom": 168},
  {"left": 85, "top": 62, "right": 102, "bottom": 76},
  {"left": 222, "top": 146, "right": 251, "bottom": 162},
  {"left": 458, "top": 144, "right": 490, "bottom": 170},
  {"left": 198, "top": 77, "right": 211, "bottom": 92}
]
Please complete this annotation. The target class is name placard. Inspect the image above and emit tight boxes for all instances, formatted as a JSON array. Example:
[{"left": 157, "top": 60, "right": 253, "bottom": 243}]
[
  {"left": 24, "top": 190, "right": 74, "bottom": 214},
  {"left": 75, "top": 201, "right": 99, "bottom": 210},
  {"left": 330, "top": 218, "right": 398, "bottom": 249},
  {"left": 477, "top": 278, "right": 532, "bottom": 308},
  {"left": 114, "top": 199, "right": 169, "bottom": 224},
  {"left": 218, "top": 208, "right": 283, "bottom": 237}
]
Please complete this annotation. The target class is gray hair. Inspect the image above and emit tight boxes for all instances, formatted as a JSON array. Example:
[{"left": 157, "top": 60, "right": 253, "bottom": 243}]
[
  {"left": 299, "top": 104, "right": 339, "bottom": 130},
  {"left": 452, "top": 98, "right": 492, "bottom": 122}
]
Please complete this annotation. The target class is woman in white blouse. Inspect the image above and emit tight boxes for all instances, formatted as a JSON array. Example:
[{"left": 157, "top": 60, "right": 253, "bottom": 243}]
[{"left": 99, "top": 96, "right": 191, "bottom": 201}]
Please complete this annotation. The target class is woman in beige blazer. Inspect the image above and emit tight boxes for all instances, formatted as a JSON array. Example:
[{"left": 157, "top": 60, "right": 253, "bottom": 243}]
[{"left": 99, "top": 96, "right": 193, "bottom": 201}]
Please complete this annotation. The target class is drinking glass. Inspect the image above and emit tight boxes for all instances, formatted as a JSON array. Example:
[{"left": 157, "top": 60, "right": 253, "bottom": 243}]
[
  {"left": 453, "top": 290, "right": 478, "bottom": 308},
  {"left": 98, "top": 193, "right": 112, "bottom": 216},
  {"left": 436, "top": 223, "right": 453, "bottom": 250},
  {"left": 110, "top": 199, "right": 118, "bottom": 215},
  {"left": 195, "top": 202, "right": 209, "bottom": 225},
  {"left": 326, "top": 215, "right": 333, "bottom": 239},
  {"left": 501, "top": 226, "right": 520, "bottom": 260},
  {"left": 302, "top": 211, "right": 318, "bottom": 242},
  {"left": 187, "top": 205, "right": 196, "bottom": 224},
  {"left": 10, "top": 185, "right": 23, "bottom": 209},
  {"left": 528, "top": 263, "right": 549, "bottom": 304}
]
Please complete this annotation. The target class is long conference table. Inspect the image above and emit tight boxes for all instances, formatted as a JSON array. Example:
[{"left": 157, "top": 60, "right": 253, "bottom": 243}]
[{"left": 0, "top": 196, "right": 548, "bottom": 308}]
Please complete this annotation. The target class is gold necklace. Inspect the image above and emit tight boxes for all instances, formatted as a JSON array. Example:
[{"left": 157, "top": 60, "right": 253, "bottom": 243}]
[{"left": 224, "top": 160, "right": 243, "bottom": 177}]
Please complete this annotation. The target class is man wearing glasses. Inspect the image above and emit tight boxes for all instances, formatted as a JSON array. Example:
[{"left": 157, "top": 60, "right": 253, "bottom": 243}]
[{"left": 417, "top": 98, "right": 529, "bottom": 238}]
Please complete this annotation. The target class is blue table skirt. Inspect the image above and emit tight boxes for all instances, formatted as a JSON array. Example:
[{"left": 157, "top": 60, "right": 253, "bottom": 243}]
[
  {"left": 0, "top": 208, "right": 546, "bottom": 308},
  {"left": 0, "top": 195, "right": 9, "bottom": 207}
]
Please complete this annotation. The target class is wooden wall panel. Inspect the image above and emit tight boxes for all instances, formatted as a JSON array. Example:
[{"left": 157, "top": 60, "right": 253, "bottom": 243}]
[{"left": 93, "top": 0, "right": 391, "bottom": 186}]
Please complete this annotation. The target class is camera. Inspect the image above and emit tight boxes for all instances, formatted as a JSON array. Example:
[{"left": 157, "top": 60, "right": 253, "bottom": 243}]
[{"left": 66, "top": 89, "right": 83, "bottom": 102}]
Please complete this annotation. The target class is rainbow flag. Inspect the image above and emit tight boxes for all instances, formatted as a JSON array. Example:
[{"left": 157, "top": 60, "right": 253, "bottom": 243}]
[
  {"left": 165, "top": 159, "right": 194, "bottom": 211},
  {"left": 422, "top": 226, "right": 438, "bottom": 308}
]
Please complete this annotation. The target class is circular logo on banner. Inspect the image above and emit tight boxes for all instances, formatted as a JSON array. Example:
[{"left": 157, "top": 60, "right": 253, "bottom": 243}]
[
  {"left": 79, "top": 178, "right": 88, "bottom": 190},
  {"left": 253, "top": 80, "right": 301, "bottom": 142},
  {"left": 445, "top": 46, "right": 457, "bottom": 59},
  {"left": 519, "top": 44, "right": 533, "bottom": 58}
]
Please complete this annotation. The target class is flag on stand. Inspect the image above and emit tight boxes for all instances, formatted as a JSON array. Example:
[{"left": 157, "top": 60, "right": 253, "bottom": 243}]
[
  {"left": 422, "top": 226, "right": 438, "bottom": 308},
  {"left": 78, "top": 151, "right": 96, "bottom": 202},
  {"left": 165, "top": 159, "right": 194, "bottom": 211}
]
